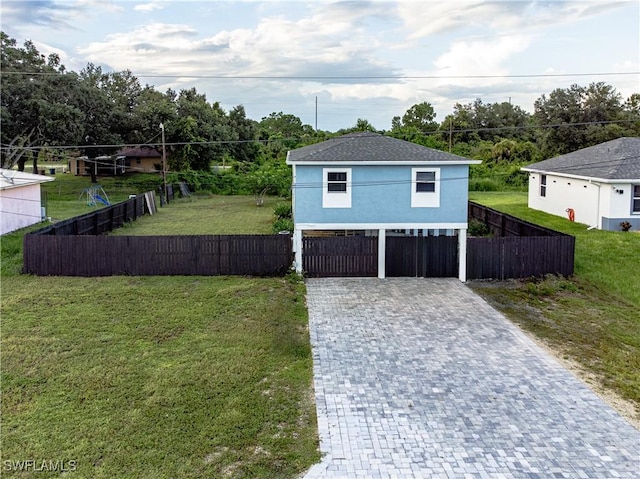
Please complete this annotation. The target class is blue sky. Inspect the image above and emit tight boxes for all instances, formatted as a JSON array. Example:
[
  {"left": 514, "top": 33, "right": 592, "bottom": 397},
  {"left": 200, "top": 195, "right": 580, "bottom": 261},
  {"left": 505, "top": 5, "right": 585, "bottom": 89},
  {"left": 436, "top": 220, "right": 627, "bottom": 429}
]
[{"left": 2, "top": 0, "right": 638, "bottom": 131}]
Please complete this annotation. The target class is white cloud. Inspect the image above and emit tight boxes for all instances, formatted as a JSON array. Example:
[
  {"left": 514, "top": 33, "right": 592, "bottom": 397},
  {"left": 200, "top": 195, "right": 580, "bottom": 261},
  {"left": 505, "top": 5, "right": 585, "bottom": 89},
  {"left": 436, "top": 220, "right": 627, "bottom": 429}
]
[
  {"left": 432, "top": 35, "right": 532, "bottom": 79},
  {"left": 77, "top": 2, "right": 397, "bottom": 81},
  {"left": 134, "top": 2, "right": 164, "bottom": 12}
]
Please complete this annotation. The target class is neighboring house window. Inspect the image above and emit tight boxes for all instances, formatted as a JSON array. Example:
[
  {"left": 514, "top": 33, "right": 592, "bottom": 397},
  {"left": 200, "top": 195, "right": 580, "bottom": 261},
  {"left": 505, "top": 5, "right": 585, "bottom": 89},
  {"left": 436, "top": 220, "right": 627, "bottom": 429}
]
[
  {"left": 633, "top": 185, "right": 640, "bottom": 213},
  {"left": 540, "top": 174, "right": 547, "bottom": 197},
  {"left": 411, "top": 168, "right": 440, "bottom": 208},
  {"left": 322, "top": 168, "right": 351, "bottom": 208}
]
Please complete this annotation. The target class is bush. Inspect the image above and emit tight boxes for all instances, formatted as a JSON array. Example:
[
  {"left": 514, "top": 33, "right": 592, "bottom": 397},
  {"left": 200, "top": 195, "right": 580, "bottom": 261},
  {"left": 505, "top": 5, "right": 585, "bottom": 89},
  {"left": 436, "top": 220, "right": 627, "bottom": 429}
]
[
  {"left": 469, "top": 178, "right": 500, "bottom": 191},
  {"left": 274, "top": 202, "right": 292, "bottom": 219},
  {"left": 468, "top": 219, "right": 491, "bottom": 237},
  {"left": 272, "top": 218, "right": 294, "bottom": 233}
]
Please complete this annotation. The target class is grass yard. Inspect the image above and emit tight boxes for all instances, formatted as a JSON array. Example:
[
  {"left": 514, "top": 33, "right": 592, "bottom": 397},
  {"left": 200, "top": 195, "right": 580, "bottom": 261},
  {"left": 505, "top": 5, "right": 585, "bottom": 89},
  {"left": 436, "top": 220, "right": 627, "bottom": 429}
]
[
  {"left": 112, "top": 195, "right": 282, "bottom": 236},
  {"left": 468, "top": 192, "right": 640, "bottom": 422},
  {"left": 2, "top": 275, "right": 319, "bottom": 478},
  {"left": 41, "top": 174, "right": 154, "bottom": 221},
  {"left": 1, "top": 180, "right": 318, "bottom": 478}
]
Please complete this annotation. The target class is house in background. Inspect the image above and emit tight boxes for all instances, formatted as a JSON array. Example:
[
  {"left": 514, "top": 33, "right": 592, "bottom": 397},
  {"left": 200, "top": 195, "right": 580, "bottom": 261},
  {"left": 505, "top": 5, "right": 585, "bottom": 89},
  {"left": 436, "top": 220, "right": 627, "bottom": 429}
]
[
  {"left": 117, "top": 146, "right": 163, "bottom": 173},
  {"left": 0, "top": 169, "right": 54, "bottom": 235},
  {"left": 68, "top": 147, "right": 162, "bottom": 177},
  {"left": 522, "top": 137, "right": 640, "bottom": 231},
  {"left": 286, "top": 132, "right": 480, "bottom": 280}
]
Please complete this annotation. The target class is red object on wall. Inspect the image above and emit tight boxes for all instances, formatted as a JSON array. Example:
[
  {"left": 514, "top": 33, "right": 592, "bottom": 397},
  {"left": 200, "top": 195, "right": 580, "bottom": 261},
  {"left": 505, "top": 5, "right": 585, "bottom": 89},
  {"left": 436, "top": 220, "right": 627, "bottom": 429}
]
[{"left": 566, "top": 208, "right": 575, "bottom": 222}]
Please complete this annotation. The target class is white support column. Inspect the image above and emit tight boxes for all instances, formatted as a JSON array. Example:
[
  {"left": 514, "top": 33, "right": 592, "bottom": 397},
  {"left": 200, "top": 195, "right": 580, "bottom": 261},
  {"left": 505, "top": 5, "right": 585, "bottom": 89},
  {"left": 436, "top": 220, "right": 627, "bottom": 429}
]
[
  {"left": 458, "top": 228, "right": 467, "bottom": 282},
  {"left": 293, "top": 228, "right": 303, "bottom": 273},
  {"left": 378, "top": 228, "right": 386, "bottom": 279}
]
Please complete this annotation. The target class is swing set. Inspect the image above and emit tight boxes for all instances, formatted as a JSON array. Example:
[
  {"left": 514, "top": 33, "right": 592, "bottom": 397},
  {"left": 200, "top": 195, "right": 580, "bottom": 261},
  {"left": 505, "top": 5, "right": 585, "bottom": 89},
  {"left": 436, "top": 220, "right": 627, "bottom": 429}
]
[{"left": 80, "top": 185, "right": 111, "bottom": 206}]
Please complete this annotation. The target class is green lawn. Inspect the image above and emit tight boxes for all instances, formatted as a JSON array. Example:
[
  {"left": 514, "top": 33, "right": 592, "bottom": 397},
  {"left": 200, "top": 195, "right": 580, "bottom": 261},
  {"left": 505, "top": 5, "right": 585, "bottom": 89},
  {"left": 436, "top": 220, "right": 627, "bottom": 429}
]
[
  {"left": 112, "top": 195, "right": 282, "bottom": 236},
  {"left": 41, "top": 174, "right": 154, "bottom": 221},
  {"left": 1, "top": 183, "right": 318, "bottom": 478},
  {"left": 469, "top": 192, "right": 640, "bottom": 417}
]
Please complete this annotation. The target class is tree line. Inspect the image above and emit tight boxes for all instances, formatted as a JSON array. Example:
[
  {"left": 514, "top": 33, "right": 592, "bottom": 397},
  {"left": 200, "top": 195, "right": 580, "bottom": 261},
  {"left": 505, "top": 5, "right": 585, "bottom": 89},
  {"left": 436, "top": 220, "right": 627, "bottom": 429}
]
[{"left": 2, "top": 32, "right": 638, "bottom": 192}]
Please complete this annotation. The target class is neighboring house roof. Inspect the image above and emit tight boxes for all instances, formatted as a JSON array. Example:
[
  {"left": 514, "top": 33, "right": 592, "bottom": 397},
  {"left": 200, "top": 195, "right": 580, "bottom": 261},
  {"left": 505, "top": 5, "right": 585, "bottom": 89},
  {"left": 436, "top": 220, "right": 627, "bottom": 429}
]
[
  {"left": 0, "top": 168, "right": 54, "bottom": 191},
  {"left": 286, "top": 132, "right": 480, "bottom": 165},
  {"left": 117, "top": 146, "right": 162, "bottom": 158},
  {"left": 522, "top": 137, "right": 640, "bottom": 181}
]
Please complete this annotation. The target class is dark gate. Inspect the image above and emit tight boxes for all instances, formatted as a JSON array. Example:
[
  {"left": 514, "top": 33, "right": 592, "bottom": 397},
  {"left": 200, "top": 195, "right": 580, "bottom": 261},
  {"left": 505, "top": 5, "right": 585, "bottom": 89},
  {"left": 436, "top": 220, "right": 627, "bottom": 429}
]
[
  {"left": 303, "top": 236, "right": 378, "bottom": 277},
  {"left": 385, "top": 235, "right": 458, "bottom": 277}
]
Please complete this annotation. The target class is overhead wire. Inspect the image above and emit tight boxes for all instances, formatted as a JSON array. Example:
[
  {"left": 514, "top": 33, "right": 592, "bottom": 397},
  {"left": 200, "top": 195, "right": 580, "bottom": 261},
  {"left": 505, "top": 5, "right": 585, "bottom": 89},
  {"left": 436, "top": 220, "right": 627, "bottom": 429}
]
[
  {"left": 2, "top": 71, "right": 638, "bottom": 80},
  {"left": 1, "top": 118, "right": 637, "bottom": 152}
]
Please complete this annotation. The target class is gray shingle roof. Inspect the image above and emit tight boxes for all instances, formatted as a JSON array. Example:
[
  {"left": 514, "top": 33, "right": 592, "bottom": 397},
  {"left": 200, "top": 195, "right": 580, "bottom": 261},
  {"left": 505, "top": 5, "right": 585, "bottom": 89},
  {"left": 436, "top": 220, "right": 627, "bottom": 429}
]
[
  {"left": 522, "top": 137, "right": 640, "bottom": 180},
  {"left": 287, "top": 132, "right": 477, "bottom": 164}
]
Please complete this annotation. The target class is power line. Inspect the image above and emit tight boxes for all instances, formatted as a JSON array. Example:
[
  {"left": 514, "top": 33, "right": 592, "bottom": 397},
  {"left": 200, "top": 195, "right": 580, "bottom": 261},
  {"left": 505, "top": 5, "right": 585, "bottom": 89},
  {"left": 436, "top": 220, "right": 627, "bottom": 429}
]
[
  {"left": 2, "top": 71, "right": 638, "bottom": 80},
  {"left": 1, "top": 119, "right": 637, "bottom": 152}
]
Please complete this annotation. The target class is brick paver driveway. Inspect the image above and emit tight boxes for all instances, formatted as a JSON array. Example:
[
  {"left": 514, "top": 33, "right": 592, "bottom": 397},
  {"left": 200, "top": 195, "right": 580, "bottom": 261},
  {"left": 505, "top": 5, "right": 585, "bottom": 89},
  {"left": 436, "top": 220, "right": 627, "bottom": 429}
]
[{"left": 303, "top": 278, "right": 639, "bottom": 479}]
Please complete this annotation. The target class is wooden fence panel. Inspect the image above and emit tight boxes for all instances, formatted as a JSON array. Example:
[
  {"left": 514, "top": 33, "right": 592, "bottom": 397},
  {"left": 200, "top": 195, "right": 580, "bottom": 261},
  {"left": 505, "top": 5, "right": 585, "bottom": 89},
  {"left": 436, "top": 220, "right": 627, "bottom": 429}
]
[
  {"left": 303, "top": 236, "right": 377, "bottom": 277},
  {"left": 468, "top": 201, "right": 562, "bottom": 237},
  {"left": 419, "top": 236, "right": 458, "bottom": 277},
  {"left": 23, "top": 234, "right": 292, "bottom": 277},
  {"left": 386, "top": 236, "right": 458, "bottom": 277},
  {"left": 467, "top": 236, "right": 575, "bottom": 280}
]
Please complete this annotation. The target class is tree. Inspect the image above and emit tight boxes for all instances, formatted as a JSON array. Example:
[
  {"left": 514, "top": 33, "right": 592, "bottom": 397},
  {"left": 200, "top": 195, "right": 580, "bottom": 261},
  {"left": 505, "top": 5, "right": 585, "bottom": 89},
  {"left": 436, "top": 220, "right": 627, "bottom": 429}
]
[
  {"left": 258, "top": 112, "right": 315, "bottom": 159},
  {"left": 1, "top": 32, "right": 84, "bottom": 170},
  {"left": 440, "top": 99, "right": 531, "bottom": 145},
  {"left": 170, "top": 88, "right": 231, "bottom": 170},
  {"left": 400, "top": 101, "right": 438, "bottom": 132},
  {"left": 533, "top": 82, "right": 628, "bottom": 156},
  {"left": 228, "top": 105, "right": 260, "bottom": 163}
]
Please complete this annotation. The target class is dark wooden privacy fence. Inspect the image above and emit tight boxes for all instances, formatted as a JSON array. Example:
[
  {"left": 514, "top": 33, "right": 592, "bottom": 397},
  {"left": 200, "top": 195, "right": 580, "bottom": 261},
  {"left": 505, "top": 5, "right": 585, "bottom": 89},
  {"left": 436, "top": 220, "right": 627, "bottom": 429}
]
[
  {"left": 467, "top": 201, "right": 575, "bottom": 279},
  {"left": 33, "top": 194, "right": 148, "bottom": 236},
  {"left": 23, "top": 234, "right": 292, "bottom": 276},
  {"left": 468, "top": 201, "right": 563, "bottom": 237},
  {"left": 467, "top": 236, "right": 575, "bottom": 280},
  {"left": 303, "top": 236, "right": 377, "bottom": 277},
  {"left": 386, "top": 236, "right": 458, "bottom": 277}
]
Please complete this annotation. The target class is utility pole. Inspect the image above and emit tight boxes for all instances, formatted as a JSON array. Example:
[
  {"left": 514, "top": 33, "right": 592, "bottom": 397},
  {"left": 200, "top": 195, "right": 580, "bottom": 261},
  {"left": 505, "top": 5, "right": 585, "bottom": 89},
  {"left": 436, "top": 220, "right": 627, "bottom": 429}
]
[
  {"left": 160, "top": 122, "right": 167, "bottom": 204},
  {"left": 449, "top": 118, "right": 453, "bottom": 153},
  {"left": 315, "top": 96, "right": 318, "bottom": 132}
]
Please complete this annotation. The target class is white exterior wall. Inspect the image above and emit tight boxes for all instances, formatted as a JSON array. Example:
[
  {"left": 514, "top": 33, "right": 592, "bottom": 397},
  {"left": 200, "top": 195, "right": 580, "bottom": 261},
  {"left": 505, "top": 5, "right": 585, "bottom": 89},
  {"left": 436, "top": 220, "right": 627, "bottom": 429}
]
[
  {"left": 528, "top": 172, "right": 639, "bottom": 229},
  {"left": 606, "top": 183, "right": 634, "bottom": 218},
  {"left": 0, "top": 184, "right": 44, "bottom": 235},
  {"left": 527, "top": 173, "right": 600, "bottom": 228}
]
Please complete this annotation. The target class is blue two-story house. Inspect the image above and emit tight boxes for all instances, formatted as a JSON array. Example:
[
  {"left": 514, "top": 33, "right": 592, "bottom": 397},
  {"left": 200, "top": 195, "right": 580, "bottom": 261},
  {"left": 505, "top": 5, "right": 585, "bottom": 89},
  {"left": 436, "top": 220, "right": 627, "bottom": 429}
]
[{"left": 286, "top": 132, "right": 480, "bottom": 281}]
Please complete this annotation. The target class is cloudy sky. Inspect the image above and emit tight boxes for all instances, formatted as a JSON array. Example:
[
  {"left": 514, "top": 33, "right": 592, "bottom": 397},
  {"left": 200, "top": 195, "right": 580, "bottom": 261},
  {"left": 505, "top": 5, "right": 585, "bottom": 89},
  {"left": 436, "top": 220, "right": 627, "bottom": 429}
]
[{"left": 2, "top": 0, "right": 638, "bottom": 131}]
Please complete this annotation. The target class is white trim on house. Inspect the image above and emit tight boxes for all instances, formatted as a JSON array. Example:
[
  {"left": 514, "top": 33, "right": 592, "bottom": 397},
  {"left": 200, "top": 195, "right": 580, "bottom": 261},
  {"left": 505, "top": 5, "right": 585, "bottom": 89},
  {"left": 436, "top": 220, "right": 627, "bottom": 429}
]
[
  {"left": 322, "top": 167, "right": 352, "bottom": 208},
  {"left": 411, "top": 167, "right": 440, "bottom": 208},
  {"left": 521, "top": 167, "right": 639, "bottom": 184},
  {"left": 287, "top": 160, "right": 481, "bottom": 166},
  {"left": 295, "top": 222, "right": 467, "bottom": 230}
]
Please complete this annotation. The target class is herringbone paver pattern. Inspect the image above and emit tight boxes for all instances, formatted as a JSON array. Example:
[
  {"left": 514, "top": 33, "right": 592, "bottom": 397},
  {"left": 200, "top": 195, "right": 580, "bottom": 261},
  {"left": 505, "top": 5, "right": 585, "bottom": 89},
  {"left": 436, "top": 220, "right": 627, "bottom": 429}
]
[{"left": 303, "top": 278, "right": 640, "bottom": 479}]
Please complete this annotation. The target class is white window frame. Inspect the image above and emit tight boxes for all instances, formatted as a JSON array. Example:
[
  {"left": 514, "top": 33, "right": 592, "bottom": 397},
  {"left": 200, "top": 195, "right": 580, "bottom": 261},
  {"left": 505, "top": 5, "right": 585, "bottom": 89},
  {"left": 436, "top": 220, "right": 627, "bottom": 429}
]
[
  {"left": 411, "top": 167, "right": 440, "bottom": 208},
  {"left": 540, "top": 174, "right": 547, "bottom": 197},
  {"left": 322, "top": 168, "right": 351, "bottom": 208},
  {"left": 633, "top": 184, "right": 640, "bottom": 214}
]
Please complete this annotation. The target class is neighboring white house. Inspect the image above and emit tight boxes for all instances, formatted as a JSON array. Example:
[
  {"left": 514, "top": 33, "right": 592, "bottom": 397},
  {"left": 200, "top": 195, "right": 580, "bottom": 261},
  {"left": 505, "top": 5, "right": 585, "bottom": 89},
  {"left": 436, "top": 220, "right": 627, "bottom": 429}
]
[
  {"left": 521, "top": 137, "right": 640, "bottom": 231},
  {"left": 0, "top": 169, "right": 54, "bottom": 235}
]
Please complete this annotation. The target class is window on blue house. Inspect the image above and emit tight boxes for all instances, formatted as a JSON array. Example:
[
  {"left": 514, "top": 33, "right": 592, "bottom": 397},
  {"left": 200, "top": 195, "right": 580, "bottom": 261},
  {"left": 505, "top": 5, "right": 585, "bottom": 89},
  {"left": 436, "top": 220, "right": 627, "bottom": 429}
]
[
  {"left": 323, "top": 168, "right": 351, "bottom": 208},
  {"left": 633, "top": 185, "right": 640, "bottom": 213},
  {"left": 411, "top": 168, "right": 440, "bottom": 208},
  {"left": 327, "top": 172, "right": 347, "bottom": 192},
  {"left": 416, "top": 171, "right": 436, "bottom": 192}
]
